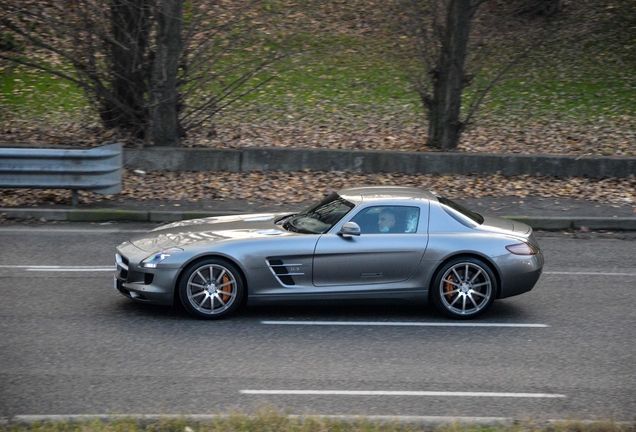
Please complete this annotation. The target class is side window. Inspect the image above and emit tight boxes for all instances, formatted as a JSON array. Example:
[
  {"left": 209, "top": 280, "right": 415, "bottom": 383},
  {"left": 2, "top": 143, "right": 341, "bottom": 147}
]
[{"left": 350, "top": 206, "right": 420, "bottom": 234}]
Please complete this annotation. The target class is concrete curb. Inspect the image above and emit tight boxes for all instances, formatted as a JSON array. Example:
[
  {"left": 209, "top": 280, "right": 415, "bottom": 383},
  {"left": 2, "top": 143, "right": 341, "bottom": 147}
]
[
  {"left": 2, "top": 208, "right": 635, "bottom": 230},
  {"left": 0, "top": 414, "right": 513, "bottom": 427},
  {"left": 505, "top": 216, "right": 636, "bottom": 231},
  {"left": 1, "top": 414, "right": 632, "bottom": 427}
]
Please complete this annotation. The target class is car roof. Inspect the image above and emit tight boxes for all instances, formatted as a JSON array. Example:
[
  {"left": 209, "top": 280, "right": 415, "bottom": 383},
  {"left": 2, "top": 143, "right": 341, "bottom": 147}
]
[{"left": 337, "top": 186, "right": 436, "bottom": 204}]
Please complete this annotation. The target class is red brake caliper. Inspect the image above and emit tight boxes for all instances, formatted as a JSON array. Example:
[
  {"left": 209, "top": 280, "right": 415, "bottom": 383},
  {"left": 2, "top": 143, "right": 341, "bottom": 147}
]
[
  {"left": 444, "top": 275, "right": 455, "bottom": 301},
  {"left": 221, "top": 274, "right": 232, "bottom": 303}
]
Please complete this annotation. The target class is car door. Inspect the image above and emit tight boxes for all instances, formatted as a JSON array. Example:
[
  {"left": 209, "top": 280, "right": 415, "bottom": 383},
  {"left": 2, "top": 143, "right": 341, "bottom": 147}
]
[{"left": 312, "top": 205, "right": 429, "bottom": 287}]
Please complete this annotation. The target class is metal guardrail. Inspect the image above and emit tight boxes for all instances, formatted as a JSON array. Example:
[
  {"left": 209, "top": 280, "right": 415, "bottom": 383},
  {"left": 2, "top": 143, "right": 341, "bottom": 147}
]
[{"left": 0, "top": 143, "right": 122, "bottom": 206}]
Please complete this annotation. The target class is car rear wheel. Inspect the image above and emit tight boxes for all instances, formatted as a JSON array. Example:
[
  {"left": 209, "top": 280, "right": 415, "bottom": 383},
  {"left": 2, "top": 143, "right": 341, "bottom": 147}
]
[
  {"left": 179, "top": 258, "right": 244, "bottom": 320},
  {"left": 432, "top": 257, "right": 496, "bottom": 319}
]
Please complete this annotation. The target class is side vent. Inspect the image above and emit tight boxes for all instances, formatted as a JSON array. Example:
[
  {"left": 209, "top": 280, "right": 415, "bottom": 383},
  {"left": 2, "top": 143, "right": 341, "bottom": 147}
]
[{"left": 267, "top": 259, "right": 304, "bottom": 286}]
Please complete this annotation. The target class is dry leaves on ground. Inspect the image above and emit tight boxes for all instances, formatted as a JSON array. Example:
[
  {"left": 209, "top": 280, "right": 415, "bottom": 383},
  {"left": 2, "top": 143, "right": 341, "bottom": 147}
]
[
  {"left": 2, "top": 115, "right": 635, "bottom": 157},
  {"left": 1, "top": 169, "right": 634, "bottom": 208}
]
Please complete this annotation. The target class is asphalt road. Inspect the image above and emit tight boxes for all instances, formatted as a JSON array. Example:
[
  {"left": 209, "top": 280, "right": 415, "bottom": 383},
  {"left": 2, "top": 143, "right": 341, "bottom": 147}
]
[{"left": 0, "top": 222, "right": 634, "bottom": 421}]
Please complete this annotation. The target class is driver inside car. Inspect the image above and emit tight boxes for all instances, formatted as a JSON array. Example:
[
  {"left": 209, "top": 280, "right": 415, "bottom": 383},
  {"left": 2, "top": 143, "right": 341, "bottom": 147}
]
[{"left": 378, "top": 209, "right": 397, "bottom": 233}]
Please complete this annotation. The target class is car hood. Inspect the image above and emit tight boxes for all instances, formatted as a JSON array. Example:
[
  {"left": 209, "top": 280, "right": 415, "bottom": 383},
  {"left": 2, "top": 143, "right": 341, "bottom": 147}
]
[
  {"left": 130, "top": 213, "right": 292, "bottom": 252},
  {"left": 478, "top": 215, "right": 532, "bottom": 237}
]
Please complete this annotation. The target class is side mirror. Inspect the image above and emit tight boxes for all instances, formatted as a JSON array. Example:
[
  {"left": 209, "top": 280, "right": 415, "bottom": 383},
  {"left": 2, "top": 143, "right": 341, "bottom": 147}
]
[{"left": 338, "top": 222, "right": 361, "bottom": 237}]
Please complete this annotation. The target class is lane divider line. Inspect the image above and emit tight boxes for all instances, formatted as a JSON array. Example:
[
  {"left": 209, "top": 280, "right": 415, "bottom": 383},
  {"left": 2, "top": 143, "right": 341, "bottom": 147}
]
[
  {"left": 0, "top": 265, "right": 114, "bottom": 269},
  {"left": 26, "top": 268, "right": 114, "bottom": 272},
  {"left": 0, "top": 265, "right": 115, "bottom": 272},
  {"left": 1, "top": 265, "right": 633, "bottom": 277},
  {"left": 261, "top": 321, "right": 548, "bottom": 328},
  {"left": 543, "top": 271, "right": 635, "bottom": 276},
  {"left": 240, "top": 390, "right": 566, "bottom": 398},
  {"left": 0, "top": 228, "right": 148, "bottom": 234}
]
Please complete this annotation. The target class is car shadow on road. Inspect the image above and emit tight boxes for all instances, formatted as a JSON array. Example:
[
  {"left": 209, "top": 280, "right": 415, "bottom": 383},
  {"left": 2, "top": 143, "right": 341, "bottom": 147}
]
[
  {"left": 240, "top": 300, "right": 443, "bottom": 321},
  {"left": 112, "top": 297, "right": 186, "bottom": 320},
  {"left": 241, "top": 301, "right": 532, "bottom": 323},
  {"left": 114, "top": 296, "right": 531, "bottom": 323}
]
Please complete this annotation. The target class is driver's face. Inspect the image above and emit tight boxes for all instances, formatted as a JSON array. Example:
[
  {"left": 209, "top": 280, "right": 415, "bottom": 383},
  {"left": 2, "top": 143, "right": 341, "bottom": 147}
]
[{"left": 378, "top": 213, "right": 395, "bottom": 231}]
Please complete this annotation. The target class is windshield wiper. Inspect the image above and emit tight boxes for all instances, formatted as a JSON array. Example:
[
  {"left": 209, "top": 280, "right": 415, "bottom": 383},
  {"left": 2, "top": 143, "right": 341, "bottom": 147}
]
[
  {"left": 283, "top": 217, "right": 315, "bottom": 234},
  {"left": 276, "top": 214, "right": 295, "bottom": 225},
  {"left": 282, "top": 220, "right": 298, "bottom": 232}
]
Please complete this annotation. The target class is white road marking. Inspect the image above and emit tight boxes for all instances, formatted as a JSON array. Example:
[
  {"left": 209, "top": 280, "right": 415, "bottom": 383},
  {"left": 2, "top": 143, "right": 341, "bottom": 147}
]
[
  {"left": 0, "top": 265, "right": 114, "bottom": 272},
  {"left": 261, "top": 321, "right": 548, "bottom": 328},
  {"left": 0, "top": 228, "right": 148, "bottom": 233},
  {"left": 2, "top": 265, "right": 633, "bottom": 276},
  {"left": 27, "top": 268, "right": 114, "bottom": 272},
  {"left": 0, "top": 265, "right": 113, "bottom": 268},
  {"left": 543, "top": 271, "right": 635, "bottom": 276},
  {"left": 240, "top": 390, "right": 566, "bottom": 398}
]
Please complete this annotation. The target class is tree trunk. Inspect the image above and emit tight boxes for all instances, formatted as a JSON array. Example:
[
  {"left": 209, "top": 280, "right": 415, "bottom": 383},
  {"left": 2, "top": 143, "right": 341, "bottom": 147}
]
[
  {"left": 426, "top": 0, "right": 473, "bottom": 150},
  {"left": 149, "top": 0, "right": 183, "bottom": 147},
  {"left": 101, "top": 0, "right": 151, "bottom": 136}
]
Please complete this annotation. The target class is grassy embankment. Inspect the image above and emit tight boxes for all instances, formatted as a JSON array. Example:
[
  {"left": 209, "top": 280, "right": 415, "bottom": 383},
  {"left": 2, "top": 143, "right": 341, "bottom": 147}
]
[{"left": 1, "top": 1, "right": 634, "bottom": 154}]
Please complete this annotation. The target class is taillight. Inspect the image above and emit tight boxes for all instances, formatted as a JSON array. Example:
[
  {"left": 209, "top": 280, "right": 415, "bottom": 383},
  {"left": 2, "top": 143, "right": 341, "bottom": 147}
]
[{"left": 506, "top": 242, "right": 539, "bottom": 255}]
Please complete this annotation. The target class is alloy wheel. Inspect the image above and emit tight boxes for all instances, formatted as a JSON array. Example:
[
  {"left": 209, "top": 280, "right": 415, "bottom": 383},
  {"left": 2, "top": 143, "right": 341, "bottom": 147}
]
[
  {"left": 438, "top": 261, "right": 493, "bottom": 317},
  {"left": 186, "top": 263, "right": 238, "bottom": 315}
]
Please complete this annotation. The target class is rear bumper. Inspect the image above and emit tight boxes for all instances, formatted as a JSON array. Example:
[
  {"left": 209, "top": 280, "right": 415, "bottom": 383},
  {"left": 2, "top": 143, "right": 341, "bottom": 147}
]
[{"left": 494, "top": 251, "right": 544, "bottom": 299}]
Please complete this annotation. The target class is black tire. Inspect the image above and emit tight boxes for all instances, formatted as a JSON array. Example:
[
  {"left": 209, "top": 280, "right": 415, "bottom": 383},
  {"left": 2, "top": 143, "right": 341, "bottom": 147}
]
[
  {"left": 432, "top": 257, "right": 497, "bottom": 319},
  {"left": 178, "top": 258, "right": 244, "bottom": 320}
]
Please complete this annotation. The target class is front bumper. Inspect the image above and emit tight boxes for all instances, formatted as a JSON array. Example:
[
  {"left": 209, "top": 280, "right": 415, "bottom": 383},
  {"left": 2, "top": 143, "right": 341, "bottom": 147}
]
[{"left": 114, "top": 242, "right": 180, "bottom": 306}]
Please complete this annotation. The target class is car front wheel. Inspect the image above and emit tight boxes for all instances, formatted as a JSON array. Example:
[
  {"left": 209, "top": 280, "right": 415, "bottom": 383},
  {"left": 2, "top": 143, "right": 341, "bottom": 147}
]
[
  {"left": 179, "top": 258, "right": 244, "bottom": 320},
  {"left": 432, "top": 257, "right": 496, "bottom": 319}
]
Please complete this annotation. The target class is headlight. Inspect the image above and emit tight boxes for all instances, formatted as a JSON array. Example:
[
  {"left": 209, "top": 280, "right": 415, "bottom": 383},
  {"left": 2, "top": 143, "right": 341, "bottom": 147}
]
[{"left": 141, "top": 248, "right": 183, "bottom": 268}]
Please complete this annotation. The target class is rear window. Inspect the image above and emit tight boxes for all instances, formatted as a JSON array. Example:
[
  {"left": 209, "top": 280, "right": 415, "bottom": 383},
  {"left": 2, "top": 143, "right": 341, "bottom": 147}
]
[{"left": 437, "top": 196, "right": 484, "bottom": 225}]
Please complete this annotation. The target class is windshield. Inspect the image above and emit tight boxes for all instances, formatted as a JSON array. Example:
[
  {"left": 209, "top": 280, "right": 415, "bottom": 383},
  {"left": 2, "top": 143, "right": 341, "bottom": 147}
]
[
  {"left": 437, "top": 196, "right": 484, "bottom": 225},
  {"left": 283, "top": 193, "right": 355, "bottom": 234}
]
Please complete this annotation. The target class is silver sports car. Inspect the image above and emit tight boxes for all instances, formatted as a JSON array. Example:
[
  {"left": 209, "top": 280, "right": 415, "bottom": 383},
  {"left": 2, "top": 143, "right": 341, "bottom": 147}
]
[{"left": 115, "top": 186, "right": 543, "bottom": 320}]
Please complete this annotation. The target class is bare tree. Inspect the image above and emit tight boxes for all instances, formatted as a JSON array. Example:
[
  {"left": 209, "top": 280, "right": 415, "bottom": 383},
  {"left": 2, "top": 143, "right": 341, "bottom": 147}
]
[
  {"left": 149, "top": 0, "right": 183, "bottom": 146},
  {"left": 103, "top": 0, "right": 152, "bottom": 134},
  {"left": 396, "top": 0, "right": 559, "bottom": 150},
  {"left": 0, "top": 1, "right": 290, "bottom": 147}
]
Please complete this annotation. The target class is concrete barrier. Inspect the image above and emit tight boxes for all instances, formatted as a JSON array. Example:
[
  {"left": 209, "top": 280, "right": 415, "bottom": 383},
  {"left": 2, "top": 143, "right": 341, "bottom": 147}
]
[
  {"left": 124, "top": 147, "right": 242, "bottom": 172},
  {"left": 123, "top": 147, "right": 636, "bottom": 178}
]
